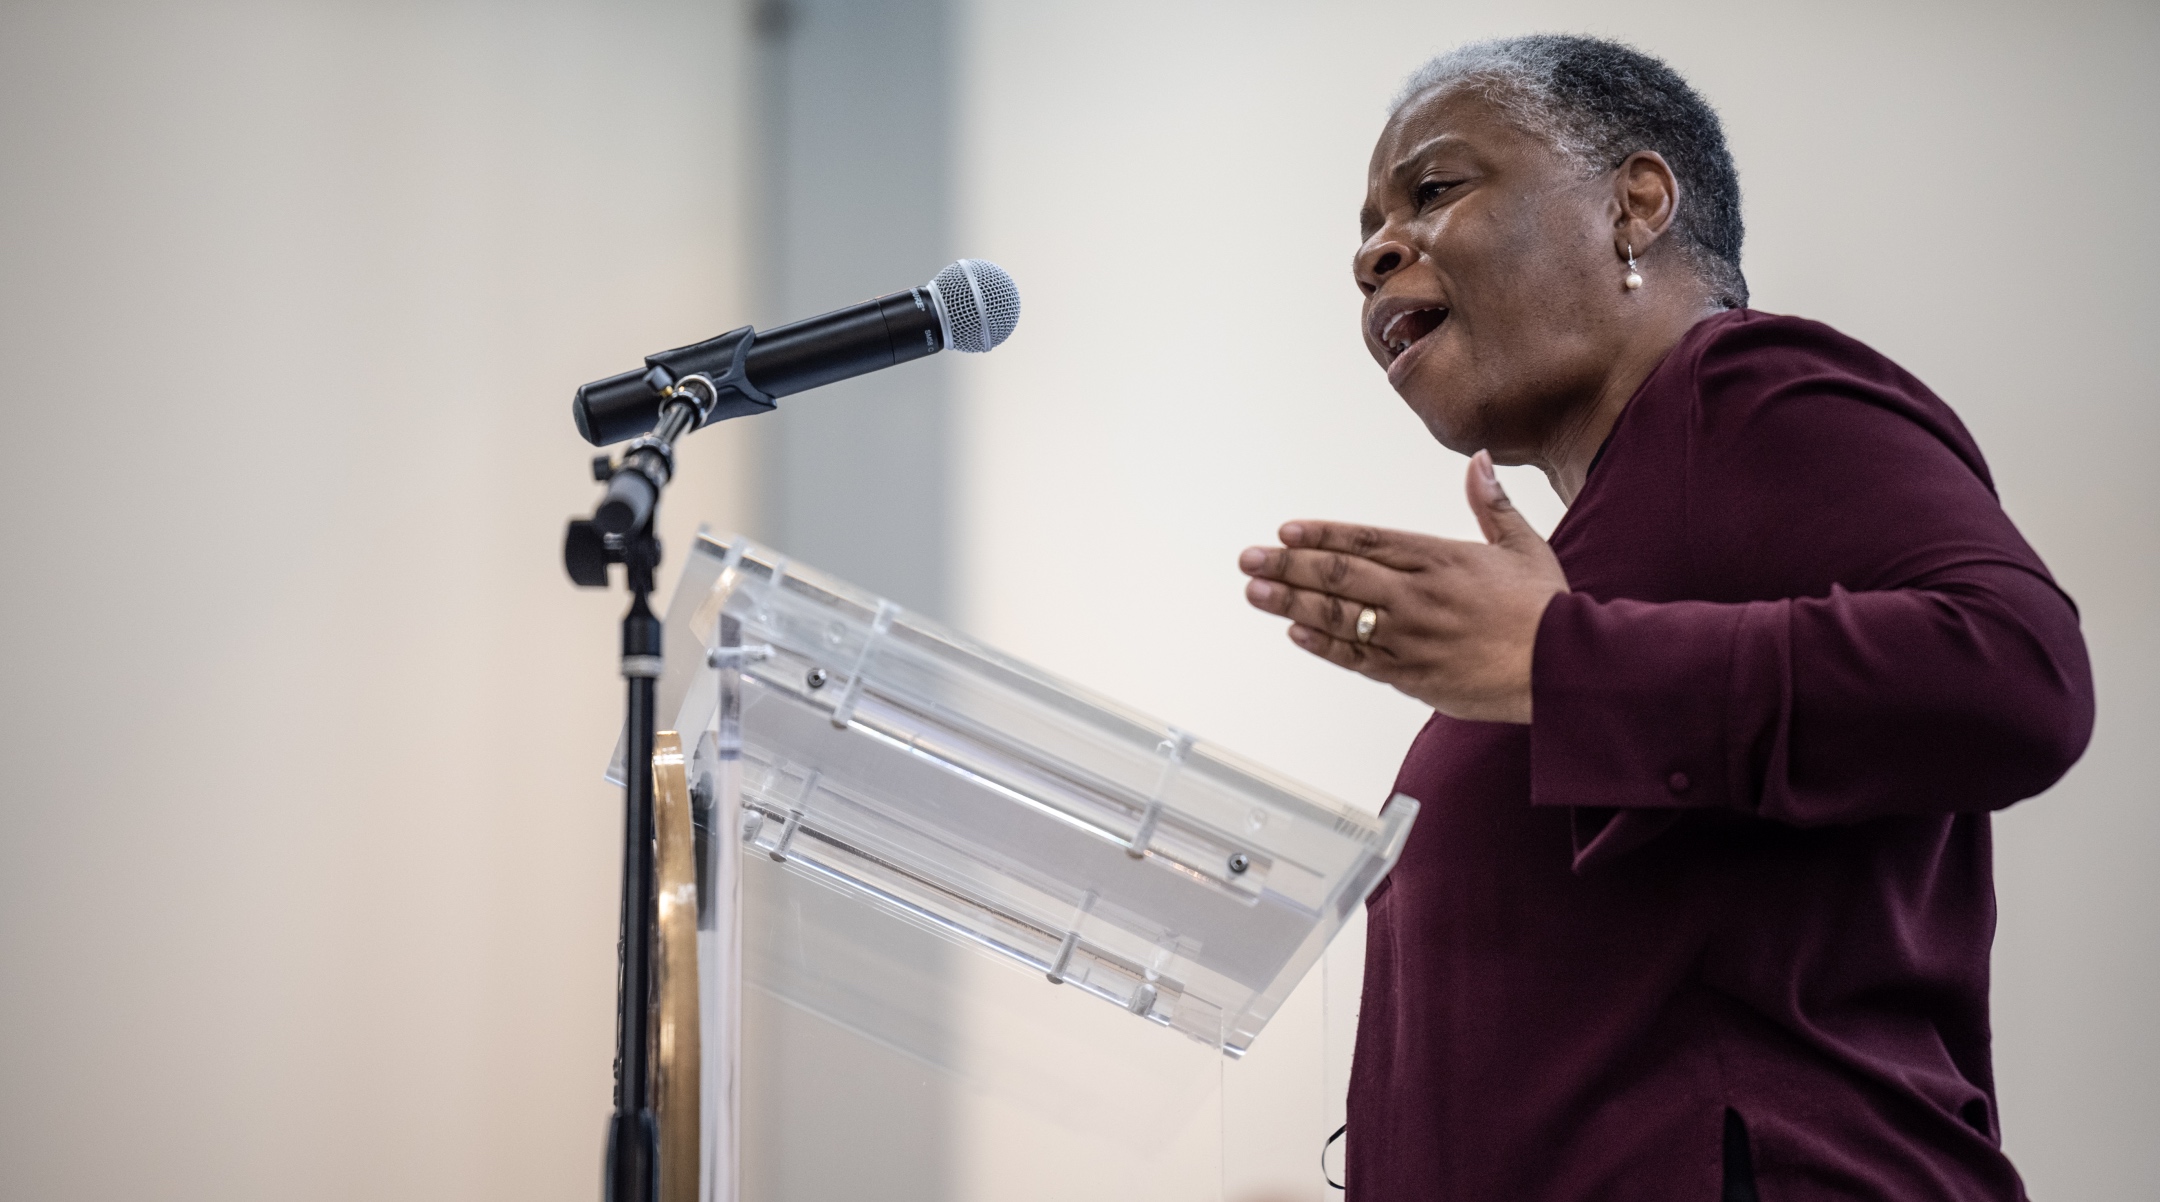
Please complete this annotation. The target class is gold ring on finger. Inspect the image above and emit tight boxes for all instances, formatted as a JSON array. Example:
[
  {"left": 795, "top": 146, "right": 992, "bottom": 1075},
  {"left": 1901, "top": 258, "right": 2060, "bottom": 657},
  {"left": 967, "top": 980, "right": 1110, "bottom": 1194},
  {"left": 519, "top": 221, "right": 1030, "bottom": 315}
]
[{"left": 1355, "top": 606, "right": 1379, "bottom": 645}]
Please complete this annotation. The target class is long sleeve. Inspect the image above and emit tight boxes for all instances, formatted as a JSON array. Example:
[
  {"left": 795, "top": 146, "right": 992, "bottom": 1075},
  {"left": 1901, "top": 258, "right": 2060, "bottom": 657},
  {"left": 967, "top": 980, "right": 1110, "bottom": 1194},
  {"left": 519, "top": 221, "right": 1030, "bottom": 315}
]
[
  {"left": 1532, "top": 564, "right": 2091, "bottom": 825},
  {"left": 1528, "top": 314, "right": 2094, "bottom": 861}
]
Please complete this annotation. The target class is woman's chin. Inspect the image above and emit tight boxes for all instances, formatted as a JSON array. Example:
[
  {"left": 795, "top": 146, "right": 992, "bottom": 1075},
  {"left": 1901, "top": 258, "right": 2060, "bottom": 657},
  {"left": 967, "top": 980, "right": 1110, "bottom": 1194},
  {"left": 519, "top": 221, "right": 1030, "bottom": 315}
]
[
  {"left": 1392, "top": 367, "right": 1486, "bottom": 453},
  {"left": 1408, "top": 405, "right": 1488, "bottom": 458}
]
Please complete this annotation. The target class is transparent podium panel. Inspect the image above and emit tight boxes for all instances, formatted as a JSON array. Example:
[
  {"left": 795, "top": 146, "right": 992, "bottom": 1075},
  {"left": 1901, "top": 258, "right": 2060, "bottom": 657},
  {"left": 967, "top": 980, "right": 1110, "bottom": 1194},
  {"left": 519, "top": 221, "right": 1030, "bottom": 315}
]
[
  {"left": 735, "top": 857, "right": 1233, "bottom": 1200},
  {"left": 622, "top": 532, "right": 1417, "bottom": 1199}
]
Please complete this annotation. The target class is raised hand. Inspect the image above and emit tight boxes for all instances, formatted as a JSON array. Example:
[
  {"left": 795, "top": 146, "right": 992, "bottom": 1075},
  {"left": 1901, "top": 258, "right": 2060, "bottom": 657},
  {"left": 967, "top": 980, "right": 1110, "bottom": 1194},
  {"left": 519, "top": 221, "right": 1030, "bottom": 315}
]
[{"left": 1237, "top": 450, "right": 1569, "bottom": 724}]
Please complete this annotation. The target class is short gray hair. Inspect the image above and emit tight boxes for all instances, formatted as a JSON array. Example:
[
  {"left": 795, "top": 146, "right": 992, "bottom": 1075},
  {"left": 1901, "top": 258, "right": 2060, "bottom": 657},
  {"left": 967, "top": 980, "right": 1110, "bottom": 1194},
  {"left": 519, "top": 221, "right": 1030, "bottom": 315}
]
[{"left": 1394, "top": 35, "right": 1748, "bottom": 308}]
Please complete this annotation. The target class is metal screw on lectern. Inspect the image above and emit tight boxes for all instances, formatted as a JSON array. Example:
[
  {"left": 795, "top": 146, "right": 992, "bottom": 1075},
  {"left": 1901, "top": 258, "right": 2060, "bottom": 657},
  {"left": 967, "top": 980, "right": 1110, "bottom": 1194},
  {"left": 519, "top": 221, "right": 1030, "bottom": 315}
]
[
  {"left": 1228, "top": 853, "right": 1250, "bottom": 875},
  {"left": 805, "top": 667, "right": 828, "bottom": 690}
]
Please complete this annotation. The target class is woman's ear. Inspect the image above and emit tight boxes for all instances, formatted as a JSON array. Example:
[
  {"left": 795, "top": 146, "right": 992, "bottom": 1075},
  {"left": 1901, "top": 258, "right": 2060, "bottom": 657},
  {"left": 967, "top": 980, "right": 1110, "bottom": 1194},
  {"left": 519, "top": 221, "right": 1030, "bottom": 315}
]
[{"left": 1612, "top": 151, "right": 1681, "bottom": 261}]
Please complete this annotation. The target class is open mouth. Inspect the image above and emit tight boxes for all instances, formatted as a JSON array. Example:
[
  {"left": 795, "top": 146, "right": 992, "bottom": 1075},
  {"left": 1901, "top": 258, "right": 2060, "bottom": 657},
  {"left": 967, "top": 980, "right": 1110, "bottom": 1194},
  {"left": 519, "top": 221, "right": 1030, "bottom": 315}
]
[{"left": 1380, "top": 307, "right": 1448, "bottom": 362}]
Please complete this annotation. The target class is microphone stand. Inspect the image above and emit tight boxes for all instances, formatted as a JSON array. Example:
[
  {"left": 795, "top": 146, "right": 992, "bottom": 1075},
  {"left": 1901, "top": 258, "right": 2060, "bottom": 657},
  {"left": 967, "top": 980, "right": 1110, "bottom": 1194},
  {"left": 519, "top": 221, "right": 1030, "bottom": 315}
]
[{"left": 563, "top": 340, "right": 769, "bottom": 1202}]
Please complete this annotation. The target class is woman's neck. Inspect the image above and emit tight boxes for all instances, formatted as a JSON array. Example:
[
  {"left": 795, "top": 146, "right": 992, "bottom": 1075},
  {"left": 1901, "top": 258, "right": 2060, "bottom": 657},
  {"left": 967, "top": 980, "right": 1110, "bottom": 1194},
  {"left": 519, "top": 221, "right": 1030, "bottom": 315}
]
[{"left": 1542, "top": 296, "right": 1731, "bottom": 504}]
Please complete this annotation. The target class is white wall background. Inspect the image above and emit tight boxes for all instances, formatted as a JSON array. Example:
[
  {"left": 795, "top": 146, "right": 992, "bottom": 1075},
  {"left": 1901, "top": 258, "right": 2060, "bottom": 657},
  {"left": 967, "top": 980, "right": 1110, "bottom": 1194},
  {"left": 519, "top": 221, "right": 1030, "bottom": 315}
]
[
  {"left": 953, "top": 1, "right": 2159, "bottom": 1198},
  {"left": 0, "top": 4, "right": 752, "bottom": 1199}
]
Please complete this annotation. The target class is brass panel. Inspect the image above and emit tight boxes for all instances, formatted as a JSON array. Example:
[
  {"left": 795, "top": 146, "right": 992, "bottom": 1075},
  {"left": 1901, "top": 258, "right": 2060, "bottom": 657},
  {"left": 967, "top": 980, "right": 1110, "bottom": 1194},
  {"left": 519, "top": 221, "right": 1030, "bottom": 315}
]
[{"left": 652, "top": 731, "right": 700, "bottom": 1202}]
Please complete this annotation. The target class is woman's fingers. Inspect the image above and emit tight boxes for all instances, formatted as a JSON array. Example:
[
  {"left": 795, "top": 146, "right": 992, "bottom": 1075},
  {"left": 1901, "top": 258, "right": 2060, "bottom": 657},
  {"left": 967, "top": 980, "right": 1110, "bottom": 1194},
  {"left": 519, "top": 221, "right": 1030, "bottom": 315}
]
[
  {"left": 1288, "top": 622, "right": 1389, "bottom": 677},
  {"left": 1238, "top": 543, "right": 1404, "bottom": 602},
  {"left": 1245, "top": 578, "right": 1387, "bottom": 645},
  {"left": 1276, "top": 520, "right": 1435, "bottom": 571}
]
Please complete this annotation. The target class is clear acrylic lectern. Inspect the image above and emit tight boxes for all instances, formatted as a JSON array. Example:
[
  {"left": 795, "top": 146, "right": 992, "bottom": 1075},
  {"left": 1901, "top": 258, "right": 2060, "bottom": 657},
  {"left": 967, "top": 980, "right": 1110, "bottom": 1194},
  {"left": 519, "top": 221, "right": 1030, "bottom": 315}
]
[{"left": 618, "top": 532, "right": 1418, "bottom": 1200}]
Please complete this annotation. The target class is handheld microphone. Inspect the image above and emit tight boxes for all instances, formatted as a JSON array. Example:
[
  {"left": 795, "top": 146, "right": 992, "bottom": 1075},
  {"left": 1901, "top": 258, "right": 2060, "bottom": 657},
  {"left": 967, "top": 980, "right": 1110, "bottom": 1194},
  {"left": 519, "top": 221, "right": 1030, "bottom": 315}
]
[{"left": 572, "top": 259, "right": 1020, "bottom": 447}]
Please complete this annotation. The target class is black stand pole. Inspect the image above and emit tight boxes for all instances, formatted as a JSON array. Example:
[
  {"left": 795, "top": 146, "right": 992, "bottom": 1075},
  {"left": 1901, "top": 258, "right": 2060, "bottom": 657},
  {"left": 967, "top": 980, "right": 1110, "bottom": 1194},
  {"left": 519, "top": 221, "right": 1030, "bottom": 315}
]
[
  {"left": 565, "top": 370, "right": 738, "bottom": 1202},
  {"left": 603, "top": 543, "right": 662, "bottom": 1202}
]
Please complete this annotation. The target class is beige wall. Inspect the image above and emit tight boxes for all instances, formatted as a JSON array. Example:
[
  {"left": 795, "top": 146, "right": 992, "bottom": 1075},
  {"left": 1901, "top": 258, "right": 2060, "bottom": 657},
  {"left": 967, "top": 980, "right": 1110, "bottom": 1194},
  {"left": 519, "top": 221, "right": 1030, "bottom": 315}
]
[
  {"left": 954, "top": 1, "right": 2159, "bottom": 1198},
  {"left": 3, "top": 2, "right": 2154, "bottom": 1200},
  {"left": 0, "top": 3, "right": 751, "bottom": 1198}
]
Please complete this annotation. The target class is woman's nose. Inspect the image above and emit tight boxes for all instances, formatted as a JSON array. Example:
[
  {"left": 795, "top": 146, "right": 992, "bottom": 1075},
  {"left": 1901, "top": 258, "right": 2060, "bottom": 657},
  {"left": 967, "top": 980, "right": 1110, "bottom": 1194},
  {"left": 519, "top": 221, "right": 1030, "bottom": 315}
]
[{"left": 1355, "top": 237, "right": 1412, "bottom": 295}]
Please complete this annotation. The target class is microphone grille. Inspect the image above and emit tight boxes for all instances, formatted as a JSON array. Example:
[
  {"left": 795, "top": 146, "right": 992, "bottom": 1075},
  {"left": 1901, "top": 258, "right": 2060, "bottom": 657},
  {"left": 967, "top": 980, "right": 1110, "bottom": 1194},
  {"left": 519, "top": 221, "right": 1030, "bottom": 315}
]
[{"left": 930, "top": 259, "right": 1020, "bottom": 353}]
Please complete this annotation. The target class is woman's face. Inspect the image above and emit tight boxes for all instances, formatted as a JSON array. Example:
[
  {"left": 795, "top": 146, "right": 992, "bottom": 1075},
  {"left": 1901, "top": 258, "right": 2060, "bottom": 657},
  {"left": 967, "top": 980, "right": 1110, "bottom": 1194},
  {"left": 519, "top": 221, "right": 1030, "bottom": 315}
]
[{"left": 1356, "top": 85, "right": 1628, "bottom": 463}]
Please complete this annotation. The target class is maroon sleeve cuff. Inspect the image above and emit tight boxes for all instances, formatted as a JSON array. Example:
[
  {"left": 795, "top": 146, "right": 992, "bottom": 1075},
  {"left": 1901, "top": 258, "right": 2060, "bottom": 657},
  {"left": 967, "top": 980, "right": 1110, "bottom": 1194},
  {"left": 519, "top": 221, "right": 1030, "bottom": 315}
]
[{"left": 1530, "top": 591, "right": 1791, "bottom": 824}]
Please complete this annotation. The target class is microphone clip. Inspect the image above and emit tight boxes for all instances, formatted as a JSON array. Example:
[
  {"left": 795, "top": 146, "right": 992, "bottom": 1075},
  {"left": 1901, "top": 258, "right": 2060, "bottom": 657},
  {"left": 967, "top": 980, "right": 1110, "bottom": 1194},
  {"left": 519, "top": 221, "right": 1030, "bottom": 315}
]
[
  {"left": 644, "top": 325, "right": 776, "bottom": 428},
  {"left": 573, "top": 326, "right": 774, "bottom": 447}
]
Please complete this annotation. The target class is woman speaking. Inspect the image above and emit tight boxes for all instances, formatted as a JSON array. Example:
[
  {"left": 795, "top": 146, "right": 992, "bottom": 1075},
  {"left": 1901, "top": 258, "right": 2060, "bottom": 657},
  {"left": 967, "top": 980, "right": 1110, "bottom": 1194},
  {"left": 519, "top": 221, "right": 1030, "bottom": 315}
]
[{"left": 1237, "top": 35, "right": 2093, "bottom": 1202}]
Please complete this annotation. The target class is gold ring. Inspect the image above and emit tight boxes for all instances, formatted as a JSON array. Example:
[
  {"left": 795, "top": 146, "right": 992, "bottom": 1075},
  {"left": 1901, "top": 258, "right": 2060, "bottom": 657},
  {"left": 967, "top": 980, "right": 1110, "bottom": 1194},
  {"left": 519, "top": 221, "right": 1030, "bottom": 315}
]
[{"left": 1355, "top": 606, "right": 1379, "bottom": 644}]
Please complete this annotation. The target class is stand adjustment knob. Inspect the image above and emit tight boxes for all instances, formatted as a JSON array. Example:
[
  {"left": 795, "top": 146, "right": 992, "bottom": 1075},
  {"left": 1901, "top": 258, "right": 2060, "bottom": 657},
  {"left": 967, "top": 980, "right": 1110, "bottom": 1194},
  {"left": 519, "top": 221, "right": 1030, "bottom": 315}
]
[{"left": 564, "top": 520, "right": 613, "bottom": 587}]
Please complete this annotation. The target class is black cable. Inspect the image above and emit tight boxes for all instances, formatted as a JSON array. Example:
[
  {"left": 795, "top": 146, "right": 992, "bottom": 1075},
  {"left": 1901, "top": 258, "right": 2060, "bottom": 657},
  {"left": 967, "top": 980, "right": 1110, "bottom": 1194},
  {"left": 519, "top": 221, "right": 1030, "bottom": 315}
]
[{"left": 1323, "top": 1122, "right": 1348, "bottom": 1190}]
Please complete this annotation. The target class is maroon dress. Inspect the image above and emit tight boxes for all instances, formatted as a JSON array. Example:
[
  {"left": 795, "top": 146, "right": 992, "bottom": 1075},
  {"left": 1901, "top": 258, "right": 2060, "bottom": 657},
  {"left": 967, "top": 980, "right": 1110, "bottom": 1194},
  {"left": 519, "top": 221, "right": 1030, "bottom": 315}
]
[{"left": 1345, "top": 310, "right": 2093, "bottom": 1201}]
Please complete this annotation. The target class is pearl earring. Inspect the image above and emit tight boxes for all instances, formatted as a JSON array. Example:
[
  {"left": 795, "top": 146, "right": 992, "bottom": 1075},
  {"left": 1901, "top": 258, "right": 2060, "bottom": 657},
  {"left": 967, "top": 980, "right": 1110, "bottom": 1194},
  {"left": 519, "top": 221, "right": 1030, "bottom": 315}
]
[{"left": 1624, "top": 243, "right": 1643, "bottom": 291}]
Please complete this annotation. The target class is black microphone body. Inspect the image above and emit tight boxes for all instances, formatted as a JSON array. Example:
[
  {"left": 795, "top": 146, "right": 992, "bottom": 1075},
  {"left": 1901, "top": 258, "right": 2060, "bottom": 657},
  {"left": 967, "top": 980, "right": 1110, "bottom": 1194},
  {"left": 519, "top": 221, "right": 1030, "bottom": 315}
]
[
  {"left": 749, "top": 287, "right": 943, "bottom": 394},
  {"left": 573, "top": 287, "right": 944, "bottom": 447}
]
